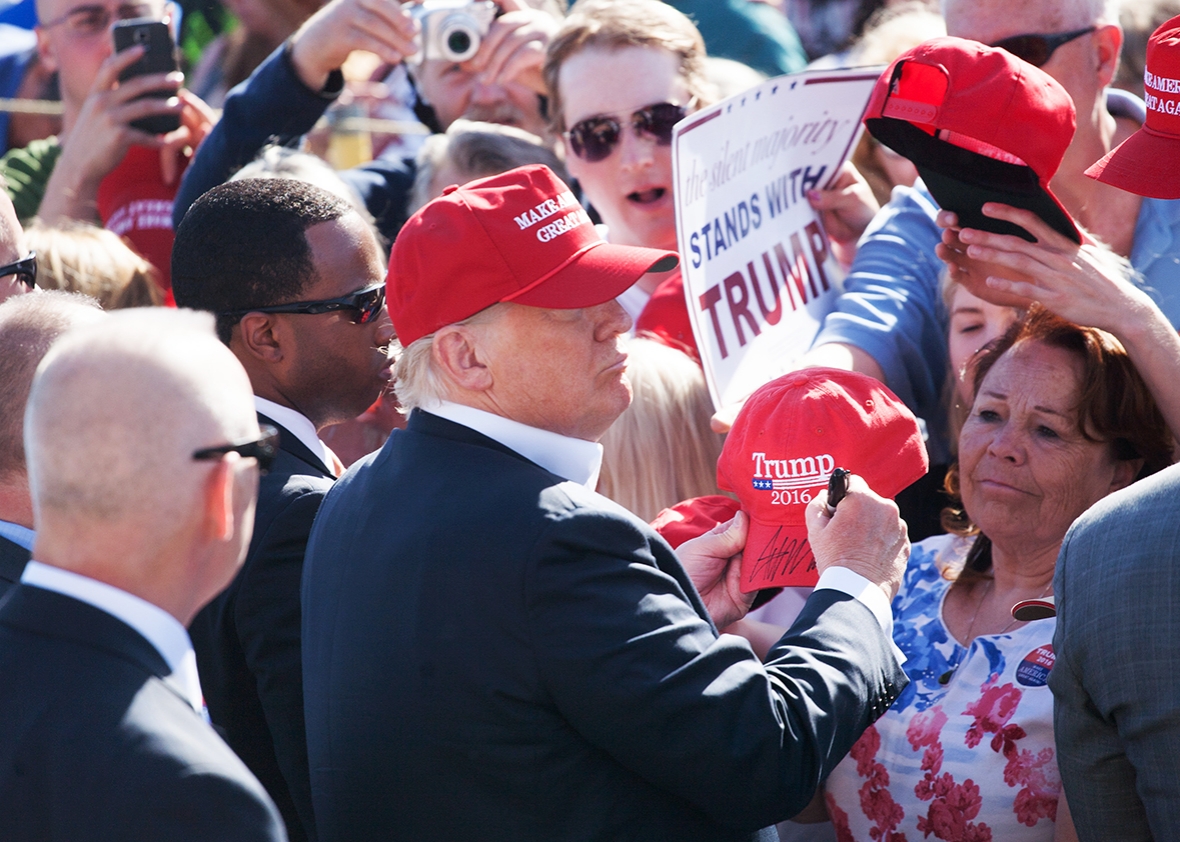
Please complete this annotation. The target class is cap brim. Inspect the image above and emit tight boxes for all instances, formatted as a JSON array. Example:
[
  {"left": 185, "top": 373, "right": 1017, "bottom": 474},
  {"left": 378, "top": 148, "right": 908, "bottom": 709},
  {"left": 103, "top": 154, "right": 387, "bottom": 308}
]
[
  {"left": 1086, "top": 126, "right": 1180, "bottom": 199},
  {"left": 508, "top": 241, "right": 679, "bottom": 309},
  {"left": 739, "top": 517, "right": 817, "bottom": 593},
  {"left": 867, "top": 117, "right": 1081, "bottom": 244}
]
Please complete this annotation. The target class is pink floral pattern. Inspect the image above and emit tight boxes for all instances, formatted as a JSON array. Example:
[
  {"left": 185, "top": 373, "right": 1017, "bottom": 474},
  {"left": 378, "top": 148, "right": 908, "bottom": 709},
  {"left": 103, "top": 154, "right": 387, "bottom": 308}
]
[{"left": 822, "top": 535, "right": 1062, "bottom": 841}]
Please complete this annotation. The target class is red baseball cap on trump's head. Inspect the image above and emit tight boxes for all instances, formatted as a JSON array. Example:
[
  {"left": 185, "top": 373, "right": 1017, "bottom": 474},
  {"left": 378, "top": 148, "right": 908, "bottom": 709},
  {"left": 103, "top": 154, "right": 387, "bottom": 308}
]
[
  {"left": 387, "top": 164, "right": 679, "bottom": 345},
  {"left": 863, "top": 36, "right": 1080, "bottom": 244},
  {"left": 717, "top": 369, "right": 928, "bottom": 593},
  {"left": 1087, "top": 15, "right": 1180, "bottom": 198}
]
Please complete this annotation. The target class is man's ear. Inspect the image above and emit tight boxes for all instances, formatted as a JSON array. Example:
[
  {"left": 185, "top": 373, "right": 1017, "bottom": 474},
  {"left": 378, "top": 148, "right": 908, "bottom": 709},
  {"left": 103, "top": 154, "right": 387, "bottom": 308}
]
[
  {"left": 432, "top": 325, "right": 493, "bottom": 392},
  {"left": 34, "top": 26, "right": 57, "bottom": 73},
  {"left": 1095, "top": 23, "right": 1122, "bottom": 87},
  {"left": 235, "top": 313, "right": 285, "bottom": 364},
  {"left": 201, "top": 458, "right": 235, "bottom": 542}
]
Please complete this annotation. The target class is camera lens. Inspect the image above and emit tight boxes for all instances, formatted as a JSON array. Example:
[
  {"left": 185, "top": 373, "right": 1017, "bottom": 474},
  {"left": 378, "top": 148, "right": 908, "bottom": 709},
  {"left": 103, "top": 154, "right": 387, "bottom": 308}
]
[{"left": 447, "top": 30, "right": 472, "bottom": 57}]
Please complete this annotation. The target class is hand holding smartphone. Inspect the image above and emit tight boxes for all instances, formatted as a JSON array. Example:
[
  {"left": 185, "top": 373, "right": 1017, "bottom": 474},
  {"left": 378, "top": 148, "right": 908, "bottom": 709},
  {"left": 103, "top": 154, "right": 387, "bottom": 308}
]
[{"left": 112, "top": 18, "right": 180, "bottom": 135}]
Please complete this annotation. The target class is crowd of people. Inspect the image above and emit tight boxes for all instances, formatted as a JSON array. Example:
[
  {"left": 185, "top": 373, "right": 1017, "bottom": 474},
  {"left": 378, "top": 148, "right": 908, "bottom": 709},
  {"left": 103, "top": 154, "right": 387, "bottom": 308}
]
[{"left": 0, "top": 0, "right": 1179, "bottom": 840}]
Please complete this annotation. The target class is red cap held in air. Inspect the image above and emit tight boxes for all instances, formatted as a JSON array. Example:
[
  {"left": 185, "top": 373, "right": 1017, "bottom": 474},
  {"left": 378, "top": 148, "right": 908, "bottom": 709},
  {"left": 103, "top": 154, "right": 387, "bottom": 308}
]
[
  {"left": 864, "top": 36, "right": 1080, "bottom": 243},
  {"left": 387, "top": 164, "right": 679, "bottom": 346},
  {"left": 717, "top": 369, "right": 928, "bottom": 592}
]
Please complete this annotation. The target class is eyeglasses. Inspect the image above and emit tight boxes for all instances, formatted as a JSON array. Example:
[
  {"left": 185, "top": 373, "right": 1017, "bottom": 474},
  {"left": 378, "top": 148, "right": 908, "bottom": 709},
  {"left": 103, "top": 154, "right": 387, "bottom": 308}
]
[
  {"left": 565, "top": 100, "right": 694, "bottom": 163},
  {"left": 991, "top": 26, "right": 1096, "bottom": 68},
  {"left": 0, "top": 252, "right": 37, "bottom": 290},
  {"left": 192, "top": 424, "right": 280, "bottom": 474},
  {"left": 222, "top": 283, "right": 387, "bottom": 326},
  {"left": 40, "top": 3, "right": 159, "bottom": 38}
]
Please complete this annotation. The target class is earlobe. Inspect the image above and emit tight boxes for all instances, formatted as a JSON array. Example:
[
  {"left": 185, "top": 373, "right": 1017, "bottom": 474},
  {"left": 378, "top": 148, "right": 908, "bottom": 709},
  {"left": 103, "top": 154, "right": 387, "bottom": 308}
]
[
  {"left": 35, "top": 28, "right": 57, "bottom": 73},
  {"left": 1095, "top": 25, "right": 1121, "bottom": 86},
  {"left": 202, "top": 460, "right": 235, "bottom": 542},
  {"left": 236, "top": 314, "right": 284, "bottom": 364},
  {"left": 1110, "top": 457, "right": 1142, "bottom": 494},
  {"left": 433, "top": 327, "right": 493, "bottom": 392}
]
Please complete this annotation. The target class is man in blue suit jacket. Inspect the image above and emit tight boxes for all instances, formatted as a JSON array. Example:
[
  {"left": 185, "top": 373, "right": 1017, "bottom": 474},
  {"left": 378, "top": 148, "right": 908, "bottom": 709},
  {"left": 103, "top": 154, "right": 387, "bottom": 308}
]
[
  {"left": 0, "top": 308, "right": 285, "bottom": 841},
  {"left": 302, "top": 166, "right": 911, "bottom": 841},
  {"left": 173, "top": 178, "right": 396, "bottom": 842}
]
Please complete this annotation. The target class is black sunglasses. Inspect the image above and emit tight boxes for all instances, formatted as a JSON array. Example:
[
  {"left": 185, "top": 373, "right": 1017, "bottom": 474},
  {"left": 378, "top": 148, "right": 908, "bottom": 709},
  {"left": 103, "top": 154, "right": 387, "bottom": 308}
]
[
  {"left": 0, "top": 252, "right": 37, "bottom": 290},
  {"left": 192, "top": 424, "right": 280, "bottom": 474},
  {"left": 991, "top": 26, "right": 1096, "bottom": 68},
  {"left": 222, "top": 283, "right": 386, "bottom": 325},
  {"left": 565, "top": 101, "right": 693, "bottom": 163}
]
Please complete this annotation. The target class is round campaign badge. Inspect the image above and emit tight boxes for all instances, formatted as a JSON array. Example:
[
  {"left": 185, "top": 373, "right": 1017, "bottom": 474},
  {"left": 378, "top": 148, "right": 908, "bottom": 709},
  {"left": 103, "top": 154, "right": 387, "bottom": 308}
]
[{"left": 1016, "top": 645, "right": 1055, "bottom": 687}]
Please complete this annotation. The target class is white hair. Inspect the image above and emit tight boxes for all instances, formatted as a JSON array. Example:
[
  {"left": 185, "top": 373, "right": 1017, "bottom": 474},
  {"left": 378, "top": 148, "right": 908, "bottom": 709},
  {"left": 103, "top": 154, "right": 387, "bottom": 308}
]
[
  {"left": 393, "top": 304, "right": 506, "bottom": 411},
  {"left": 942, "top": 0, "right": 1121, "bottom": 28},
  {"left": 26, "top": 308, "right": 256, "bottom": 525}
]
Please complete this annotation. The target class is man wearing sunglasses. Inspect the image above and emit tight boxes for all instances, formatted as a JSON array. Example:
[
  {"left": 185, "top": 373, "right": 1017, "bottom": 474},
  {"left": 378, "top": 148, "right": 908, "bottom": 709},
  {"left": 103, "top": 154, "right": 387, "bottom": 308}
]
[
  {"left": 174, "top": 0, "right": 562, "bottom": 242},
  {"left": 0, "top": 291, "right": 103, "bottom": 600},
  {"left": 172, "top": 177, "right": 395, "bottom": 842},
  {"left": 795, "top": 0, "right": 1180, "bottom": 485},
  {"left": 0, "top": 308, "right": 285, "bottom": 841}
]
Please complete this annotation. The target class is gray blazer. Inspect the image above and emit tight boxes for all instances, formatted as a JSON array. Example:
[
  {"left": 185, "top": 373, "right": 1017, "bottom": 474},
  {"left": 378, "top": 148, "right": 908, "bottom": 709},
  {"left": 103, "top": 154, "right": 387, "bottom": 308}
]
[{"left": 1051, "top": 463, "right": 1180, "bottom": 841}]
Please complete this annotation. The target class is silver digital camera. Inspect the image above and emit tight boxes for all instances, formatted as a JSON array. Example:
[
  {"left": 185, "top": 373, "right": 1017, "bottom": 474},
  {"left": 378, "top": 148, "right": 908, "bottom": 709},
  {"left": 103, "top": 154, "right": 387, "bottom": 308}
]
[{"left": 409, "top": 0, "right": 497, "bottom": 64}]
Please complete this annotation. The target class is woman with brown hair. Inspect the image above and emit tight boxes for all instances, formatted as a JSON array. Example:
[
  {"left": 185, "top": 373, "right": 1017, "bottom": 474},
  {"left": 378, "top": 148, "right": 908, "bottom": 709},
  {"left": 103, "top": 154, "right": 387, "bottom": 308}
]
[{"left": 816, "top": 306, "right": 1172, "bottom": 841}]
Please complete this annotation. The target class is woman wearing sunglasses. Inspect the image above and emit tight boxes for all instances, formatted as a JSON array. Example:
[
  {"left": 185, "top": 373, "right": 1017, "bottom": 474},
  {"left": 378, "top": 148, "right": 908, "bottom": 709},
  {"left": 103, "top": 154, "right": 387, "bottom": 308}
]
[{"left": 542, "top": 0, "right": 709, "bottom": 357}]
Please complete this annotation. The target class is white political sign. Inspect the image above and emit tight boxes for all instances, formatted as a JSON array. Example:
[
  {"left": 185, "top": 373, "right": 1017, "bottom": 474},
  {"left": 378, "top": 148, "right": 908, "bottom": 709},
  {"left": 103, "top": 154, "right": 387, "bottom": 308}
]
[{"left": 672, "top": 67, "right": 881, "bottom": 409}]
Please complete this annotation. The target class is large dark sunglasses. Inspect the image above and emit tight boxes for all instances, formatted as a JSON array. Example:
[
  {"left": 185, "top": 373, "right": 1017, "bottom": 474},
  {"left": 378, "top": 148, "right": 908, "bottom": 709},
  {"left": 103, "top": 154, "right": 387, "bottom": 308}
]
[
  {"left": 193, "top": 424, "right": 280, "bottom": 474},
  {"left": 565, "top": 101, "right": 692, "bottom": 163},
  {"left": 991, "top": 26, "right": 1095, "bottom": 68},
  {"left": 0, "top": 252, "right": 37, "bottom": 290},
  {"left": 223, "top": 283, "right": 386, "bottom": 325}
]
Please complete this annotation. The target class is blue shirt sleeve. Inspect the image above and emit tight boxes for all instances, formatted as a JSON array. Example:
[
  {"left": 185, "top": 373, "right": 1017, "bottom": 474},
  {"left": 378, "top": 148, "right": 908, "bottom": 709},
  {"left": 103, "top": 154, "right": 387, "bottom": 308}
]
[{"left": 811, "top": 183, "right": 950, "bottom": 463}]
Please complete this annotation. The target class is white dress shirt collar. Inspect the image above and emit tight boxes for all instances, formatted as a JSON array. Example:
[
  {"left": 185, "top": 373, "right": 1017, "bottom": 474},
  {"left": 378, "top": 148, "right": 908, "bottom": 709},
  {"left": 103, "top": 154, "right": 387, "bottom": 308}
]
[
  {"left": 254, "top": 396, "right": 332, "bottom": 470},
  {"left": 426, "top": 401, "right": 603, "bottom": 489},
  {"left": 20, "top": 561, "right": 205, "bottom": 714},
  {"left": 0, "top": 518, "right": 33, "bottom": 551}
]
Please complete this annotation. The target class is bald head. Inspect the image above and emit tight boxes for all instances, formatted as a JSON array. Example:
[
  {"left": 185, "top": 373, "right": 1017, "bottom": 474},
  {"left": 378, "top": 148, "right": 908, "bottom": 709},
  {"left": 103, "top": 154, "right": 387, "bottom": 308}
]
[
  {"left": 0, "top": 291, "right": 103, "bottom": 481},
  {"left": 0, "top": 190, "right": 31, "bottom": 304},
  {"left": 27, "top": 309, "right": 257, "bottom": 527}
]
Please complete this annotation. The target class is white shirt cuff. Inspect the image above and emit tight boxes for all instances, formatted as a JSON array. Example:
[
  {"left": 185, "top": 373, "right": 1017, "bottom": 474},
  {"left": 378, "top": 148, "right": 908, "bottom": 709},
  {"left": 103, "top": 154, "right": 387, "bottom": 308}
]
[{"left": 814, "top": 566, "right": 906, "bottom": 665}]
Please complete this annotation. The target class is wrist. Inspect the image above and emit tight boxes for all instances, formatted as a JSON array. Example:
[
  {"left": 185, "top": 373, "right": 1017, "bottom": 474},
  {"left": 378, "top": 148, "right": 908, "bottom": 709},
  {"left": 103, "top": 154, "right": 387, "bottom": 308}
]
[{"left": 286, "top": 39, "right": 346, "bottom": 96}]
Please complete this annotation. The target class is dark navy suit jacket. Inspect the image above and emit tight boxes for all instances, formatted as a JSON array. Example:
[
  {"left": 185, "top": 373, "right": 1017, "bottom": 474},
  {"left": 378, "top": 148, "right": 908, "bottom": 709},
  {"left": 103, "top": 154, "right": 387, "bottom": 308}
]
[
  {"left": 190, "top": 416, "right": 333, "bottom": 842},
  {"left": 302, "top": 410, "right": 906, "bottom": 842},
  {"left": 0, "top": 584, "right": 287, "bottom": 841}
]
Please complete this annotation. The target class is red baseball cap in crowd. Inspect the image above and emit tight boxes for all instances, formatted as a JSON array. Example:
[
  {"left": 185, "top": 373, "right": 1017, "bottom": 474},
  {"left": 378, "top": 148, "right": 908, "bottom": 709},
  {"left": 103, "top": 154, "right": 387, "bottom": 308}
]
[
  {"left": 716, "top": 369, "right": 928, "bottom": 593},
  {"left": 1087, "top": 15, "right": 1180, "bottom": 197},
  {"left": 864, "top": 36, "right": 1081, "bottom": 243},
  {"left": 387, "top": 164, "right": 679, "bottom": 345},
  {"left": 650, "top": 495, "right": 742, "bottom": 549}
]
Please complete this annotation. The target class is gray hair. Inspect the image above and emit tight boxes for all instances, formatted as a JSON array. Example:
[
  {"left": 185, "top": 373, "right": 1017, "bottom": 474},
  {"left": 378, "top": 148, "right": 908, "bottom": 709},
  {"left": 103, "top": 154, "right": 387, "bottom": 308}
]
[
  {"left": 942, "top": 0, "right": 1121, "bottom": 28},
  {"left": 393, "top": 304, "right": 506, "bottom": 411}
]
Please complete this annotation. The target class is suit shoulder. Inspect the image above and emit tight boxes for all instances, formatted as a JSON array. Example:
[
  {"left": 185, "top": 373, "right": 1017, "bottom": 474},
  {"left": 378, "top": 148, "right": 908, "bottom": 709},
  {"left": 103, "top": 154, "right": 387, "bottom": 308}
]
[{"left": 1067, "top": 463, "right": 1180, "bottom": 546}]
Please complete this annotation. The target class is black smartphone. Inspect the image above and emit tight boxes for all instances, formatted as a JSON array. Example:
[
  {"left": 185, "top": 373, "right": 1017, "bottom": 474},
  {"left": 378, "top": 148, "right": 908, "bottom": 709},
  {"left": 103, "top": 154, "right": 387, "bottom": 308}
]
[{"left": 112, "top": 18, "right": 180, "bottom": 135}]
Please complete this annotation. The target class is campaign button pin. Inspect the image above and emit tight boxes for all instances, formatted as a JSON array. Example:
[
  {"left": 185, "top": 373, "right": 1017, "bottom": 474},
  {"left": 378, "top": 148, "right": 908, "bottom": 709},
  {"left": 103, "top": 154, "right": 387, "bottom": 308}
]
[{"left": 1016, "top": 644, "right": 1055, "bottom": 687}]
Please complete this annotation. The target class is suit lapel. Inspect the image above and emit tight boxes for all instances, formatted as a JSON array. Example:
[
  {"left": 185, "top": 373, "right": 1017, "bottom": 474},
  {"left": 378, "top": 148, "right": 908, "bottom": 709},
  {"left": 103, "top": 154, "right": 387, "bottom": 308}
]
[{"left": 258, "top": 412, "right": 333, "bottom": 478}]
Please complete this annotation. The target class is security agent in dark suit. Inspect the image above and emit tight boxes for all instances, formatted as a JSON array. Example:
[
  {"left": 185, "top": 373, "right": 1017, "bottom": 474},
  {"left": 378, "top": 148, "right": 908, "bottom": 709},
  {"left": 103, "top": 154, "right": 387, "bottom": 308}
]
[
  {"left": 172, "top": 178, "right": 395, "bottom": 842},
  {"left": 302, "top": 165, "right": 910, "bottom": 842},
  {"left": 0, "top": 290, "right": 103, "bottom": 595},
  {"left": 0, "top": 308, "right": 286, "bottom": 841}
]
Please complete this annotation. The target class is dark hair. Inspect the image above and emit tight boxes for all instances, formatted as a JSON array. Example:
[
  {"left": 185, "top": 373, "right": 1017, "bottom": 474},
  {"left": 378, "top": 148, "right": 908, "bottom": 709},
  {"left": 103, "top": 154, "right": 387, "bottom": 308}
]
[
  {"left": 943, "top": 306, "right": 1174, "bottom": 581},
  {"left": 171, "top": 178, "right": 351, "bottom": 343}
]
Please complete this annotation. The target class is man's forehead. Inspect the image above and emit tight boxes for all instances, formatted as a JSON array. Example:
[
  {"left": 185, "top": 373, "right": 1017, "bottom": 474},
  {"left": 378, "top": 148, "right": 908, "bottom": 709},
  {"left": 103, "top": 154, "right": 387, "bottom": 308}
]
[
  {"left": 37, "top": 0, "right": 161, "bottom": 22},
  {"left": 945, "top": 0, "right": 1083, "bottom": 43}
]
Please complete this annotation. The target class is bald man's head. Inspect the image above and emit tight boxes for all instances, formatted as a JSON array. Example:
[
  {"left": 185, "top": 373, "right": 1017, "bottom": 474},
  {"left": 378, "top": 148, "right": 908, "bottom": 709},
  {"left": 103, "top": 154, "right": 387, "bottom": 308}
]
[
  {"left": 0, "top": 291, "right": 103, "bottom": 481},
  {"left": 26, "top": 309, "right": 258, "bottom": 528}
]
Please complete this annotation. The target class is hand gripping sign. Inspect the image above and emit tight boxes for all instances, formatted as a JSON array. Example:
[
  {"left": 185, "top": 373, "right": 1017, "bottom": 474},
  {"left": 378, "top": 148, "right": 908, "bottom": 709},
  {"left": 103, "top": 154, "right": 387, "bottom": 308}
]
[{"left": 672, "top": 68, "right": 880, "bottom": 410}]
